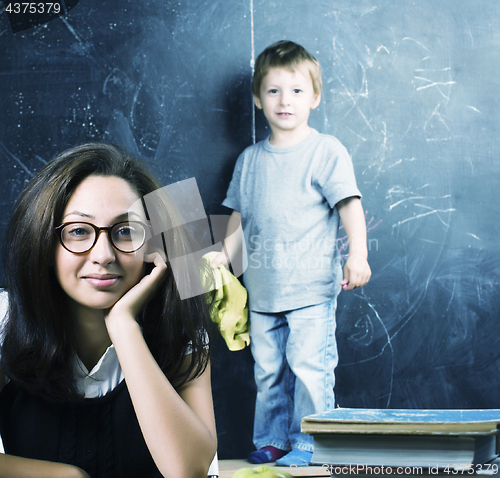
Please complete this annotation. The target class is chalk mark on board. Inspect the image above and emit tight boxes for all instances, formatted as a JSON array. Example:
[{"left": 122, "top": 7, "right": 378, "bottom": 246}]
[
  {"left": 60, "top": 17, "right": 83, "bottom": 44},
  {"left": 0, "top": 140, "right": 34, "bottom": 178},
  {"left": 330, "top": 36, "right": 372, "bottom": 130},
  {"left": 466, "top": 233, "right": 481, "bottom": 242},
  {"left": 392, "top": 207, "right": 455, "bottom": 229},
  {"left": 130, "top": 82, "right": 142, "bottom": 129},
  {"left": 389, "top": 193, "right": 452, "bottom": 210},
  {"left": 402, "top": 37, "right": 430, "bottom": 52},
  {"left": 345, "top": 299, "right": 395, "bottom": 408},
  {"left": 414, "top": 67, "right": 455, "bottom": 100},
  {"left": 467, "top": 106, "right": 481, "bottom": 114},
  {"left": 423, "top": 103, "right": 453, "bottom": 142},
  {"left": 387, "top": 157, "right": 417, "bottom": 169},
  {"left": 446, "top": 281, "right": 456, "bottom": 312}
]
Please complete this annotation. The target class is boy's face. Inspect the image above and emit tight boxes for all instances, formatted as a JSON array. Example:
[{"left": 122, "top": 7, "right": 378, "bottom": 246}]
[{"left": 254, "top": 63, "right": 321, "bottom": 143}]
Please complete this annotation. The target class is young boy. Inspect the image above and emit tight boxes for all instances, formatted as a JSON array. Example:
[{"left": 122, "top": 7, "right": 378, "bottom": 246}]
[{"left": 212, "top": 40, "right": 371, "bottom": 467}]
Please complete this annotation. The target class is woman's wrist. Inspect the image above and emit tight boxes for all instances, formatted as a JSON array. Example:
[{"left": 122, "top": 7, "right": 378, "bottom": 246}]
[{"left": 105, "top": 312, "right": 141, "bottom": 343}]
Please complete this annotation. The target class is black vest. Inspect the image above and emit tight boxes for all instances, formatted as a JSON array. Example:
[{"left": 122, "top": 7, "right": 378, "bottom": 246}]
[{"left": 0, "top": 380, "right": 163, "bottom": 478}]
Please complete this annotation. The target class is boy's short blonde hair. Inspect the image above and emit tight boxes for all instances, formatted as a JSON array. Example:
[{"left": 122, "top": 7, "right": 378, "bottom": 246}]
[{"left": 252, "top": 40, "right": 322, "bottom": 99}]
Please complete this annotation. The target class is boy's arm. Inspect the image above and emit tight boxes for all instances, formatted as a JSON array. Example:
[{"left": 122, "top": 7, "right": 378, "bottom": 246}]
[
  {"left": 337, "top": 197, "right": 372, "bottom": 291},
  {"left": 208, "top": 210, "right": 243, "bottom": 269}
]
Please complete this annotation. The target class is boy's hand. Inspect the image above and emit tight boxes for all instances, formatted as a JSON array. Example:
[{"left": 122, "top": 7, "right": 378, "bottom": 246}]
[{"left": 340, "top": 255, "right": 371, "bottom": 291}]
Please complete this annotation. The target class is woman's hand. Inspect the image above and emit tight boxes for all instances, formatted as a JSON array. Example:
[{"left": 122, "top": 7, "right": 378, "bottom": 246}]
[
  {"left": 106, "top": 251, "right": 167, "bottom": 324},
  {"left": 65, "top": 465, "right": 91, "bottom": 478}
]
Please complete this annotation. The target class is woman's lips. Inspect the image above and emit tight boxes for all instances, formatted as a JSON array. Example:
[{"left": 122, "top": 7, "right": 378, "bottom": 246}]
[{"left": 83, "top": 274, "right": 120, "bottom": 288}]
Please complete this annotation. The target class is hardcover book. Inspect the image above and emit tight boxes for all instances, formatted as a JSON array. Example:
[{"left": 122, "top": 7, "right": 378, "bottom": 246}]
[
  {"left": 301, "top": 408, "right": 500, "bottom": 470},
  {"left": 302, "top": 408, "right": 500, "bottom": 436}
]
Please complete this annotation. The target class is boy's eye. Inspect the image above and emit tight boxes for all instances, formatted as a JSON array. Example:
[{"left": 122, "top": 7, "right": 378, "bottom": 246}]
[
  {"left": 268, "top": 88, "right": 279, "bottom": 94},
  {"left": 293, "top": 89, "right": 302, "bottom": 94}
]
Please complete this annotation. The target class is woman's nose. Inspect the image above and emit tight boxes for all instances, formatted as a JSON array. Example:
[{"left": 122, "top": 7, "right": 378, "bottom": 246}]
[{"left": 89, "top": 230, "right": 116, "bottom": 264}]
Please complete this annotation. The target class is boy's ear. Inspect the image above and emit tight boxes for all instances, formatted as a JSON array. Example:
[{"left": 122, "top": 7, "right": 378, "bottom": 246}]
[
  {"left": 253, "top": 95, "right": 263, "bottom": 110},
  {"left": 311, "top": 92, "right": 322, "bottom": 110}
]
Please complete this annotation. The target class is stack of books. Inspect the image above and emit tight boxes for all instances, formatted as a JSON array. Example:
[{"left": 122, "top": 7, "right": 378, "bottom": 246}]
[{"left": 301, "top": 408, "right": 500, "bottom": 475}]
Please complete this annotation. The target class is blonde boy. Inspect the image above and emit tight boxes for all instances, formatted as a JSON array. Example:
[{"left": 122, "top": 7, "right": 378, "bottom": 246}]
[{"left": 213, "top": 41, "right": 371, "bottom": 466}]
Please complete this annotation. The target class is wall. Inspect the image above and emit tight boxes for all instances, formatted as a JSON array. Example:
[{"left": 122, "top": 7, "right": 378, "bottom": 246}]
[{"left": 1, "top": 0, "right": 500, "bottom": 459}]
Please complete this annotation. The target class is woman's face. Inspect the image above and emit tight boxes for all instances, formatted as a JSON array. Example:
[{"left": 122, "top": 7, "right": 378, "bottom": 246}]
[{"left": 55, "top": 175, "right": 147, "bottom": 314}]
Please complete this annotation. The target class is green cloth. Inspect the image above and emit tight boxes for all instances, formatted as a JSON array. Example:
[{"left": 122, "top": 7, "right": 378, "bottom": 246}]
[{"left": 205, "top": 253, "right": 250, "bottom": 351}]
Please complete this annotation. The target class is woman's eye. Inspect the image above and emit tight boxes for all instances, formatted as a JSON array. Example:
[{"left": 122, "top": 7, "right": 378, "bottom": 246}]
[
  {"left": 117, "top": 227, "right": 132, "bottom": 236},
  {"left": 114, "top": 224, "right": 142, "bottom": 241},
  {"left": 69, "top": 227, "right": 90, "bottom": 237},
  {"left": 64, "top": 226, "right": 92, "bottom": 241}
]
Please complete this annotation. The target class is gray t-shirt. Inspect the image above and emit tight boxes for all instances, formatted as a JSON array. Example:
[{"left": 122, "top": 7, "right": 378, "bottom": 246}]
[{"left": 223, "top": 129, "right": 361, "bottom": 313}]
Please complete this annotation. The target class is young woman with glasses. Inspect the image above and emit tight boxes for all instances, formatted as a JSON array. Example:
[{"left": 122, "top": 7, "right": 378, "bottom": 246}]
[{"left": 0, "top": 143, "right": 217, "bottom": 478}]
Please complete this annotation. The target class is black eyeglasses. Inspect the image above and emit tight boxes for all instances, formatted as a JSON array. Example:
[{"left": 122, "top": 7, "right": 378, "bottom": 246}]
[{"left": 54, "top": 221, "right": 151, "bottom": 254}]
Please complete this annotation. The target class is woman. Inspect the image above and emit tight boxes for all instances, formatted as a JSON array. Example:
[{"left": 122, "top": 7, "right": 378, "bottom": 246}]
[{"left": 0, "top": 143, "right": 217, "bottom": 478}]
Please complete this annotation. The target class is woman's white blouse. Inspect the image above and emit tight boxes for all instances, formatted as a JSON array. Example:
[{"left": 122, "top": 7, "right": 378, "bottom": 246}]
[{"left": 74, "top": 345, "right": 125, "bottom": 398}]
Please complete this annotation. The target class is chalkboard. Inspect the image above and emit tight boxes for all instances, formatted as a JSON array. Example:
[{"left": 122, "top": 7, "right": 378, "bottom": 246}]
[{"left": 1, "top": 0, "right": 500, "bottom": 460}]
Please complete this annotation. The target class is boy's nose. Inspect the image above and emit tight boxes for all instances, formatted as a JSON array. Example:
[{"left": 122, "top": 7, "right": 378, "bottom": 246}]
[{"left": 279, "top": 92, "right": 291, "bottom": 105}]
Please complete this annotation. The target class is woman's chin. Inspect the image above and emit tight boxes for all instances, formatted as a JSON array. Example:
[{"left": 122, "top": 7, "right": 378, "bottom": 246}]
[{"left": 68, "top": 293, "right": 123, "bottom": 316}]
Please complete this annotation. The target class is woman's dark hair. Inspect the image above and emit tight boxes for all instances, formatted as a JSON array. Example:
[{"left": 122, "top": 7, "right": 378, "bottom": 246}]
[{"left": 1, "top": 143, "right": 214, "bottom": 402}]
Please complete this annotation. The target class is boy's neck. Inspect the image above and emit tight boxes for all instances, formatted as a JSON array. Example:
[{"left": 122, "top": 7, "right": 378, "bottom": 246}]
[{"left": 269, "top": 124, "right": 313, "bottom": 147}]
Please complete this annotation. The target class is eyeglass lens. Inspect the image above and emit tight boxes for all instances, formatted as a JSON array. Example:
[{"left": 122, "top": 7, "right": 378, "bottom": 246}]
[{"left": 60, "top": 222, "right": 146, "bottom": 253}]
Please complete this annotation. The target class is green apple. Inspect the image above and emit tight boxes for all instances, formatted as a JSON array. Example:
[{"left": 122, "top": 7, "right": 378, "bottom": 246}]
[{"left": 231, "top": 465, "right": 294, "bottom": 478}]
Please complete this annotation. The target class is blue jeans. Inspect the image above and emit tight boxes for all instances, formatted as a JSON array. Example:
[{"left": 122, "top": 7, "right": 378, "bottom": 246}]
[{"left": 250, "top": 298, "right": 339, "bottom": 452}]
